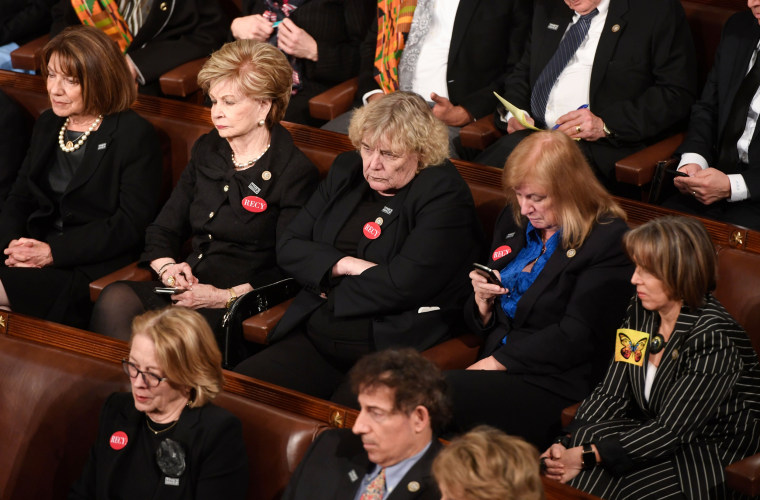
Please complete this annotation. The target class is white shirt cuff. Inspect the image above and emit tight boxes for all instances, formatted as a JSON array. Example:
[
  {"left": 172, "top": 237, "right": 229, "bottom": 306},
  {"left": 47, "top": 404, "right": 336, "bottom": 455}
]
[
  {"left": 728, "top": 174, "right": 749, "bottom": 202},
  {"left": 677, "top": 152, "right": 708, "bottom": 170},
  {"left": 362, "top": 89, "right": 384, "bottom": 105}
]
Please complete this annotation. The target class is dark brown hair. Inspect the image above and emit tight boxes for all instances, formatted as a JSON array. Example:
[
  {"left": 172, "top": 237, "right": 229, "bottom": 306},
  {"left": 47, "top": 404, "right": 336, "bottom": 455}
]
[
  {"left": 623, "top": 216, "right": 716, "bottom": 309},
  {"left": 41, "top": 25, "right": 136, "bottom": 115},
  {"left": 349, "top": 348, "right": 451, "bottom": 434}
]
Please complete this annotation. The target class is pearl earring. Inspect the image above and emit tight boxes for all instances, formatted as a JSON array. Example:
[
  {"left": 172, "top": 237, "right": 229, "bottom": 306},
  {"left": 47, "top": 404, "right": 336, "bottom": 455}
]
[{"left": 258, "top": 119, "right": 265, "bottom": 127}]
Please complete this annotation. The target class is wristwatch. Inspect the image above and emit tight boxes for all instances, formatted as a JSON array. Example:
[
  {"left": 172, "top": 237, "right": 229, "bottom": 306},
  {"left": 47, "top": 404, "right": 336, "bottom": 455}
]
[
  {"left": 602, "top": 122, "right": 614, "bottom": 138},
  {"left": 581, "top": 443, "right": 597, "bottom": 470}
]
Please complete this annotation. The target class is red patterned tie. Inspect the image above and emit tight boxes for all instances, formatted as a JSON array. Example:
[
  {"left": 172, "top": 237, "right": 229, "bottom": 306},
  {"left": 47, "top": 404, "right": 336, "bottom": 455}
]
[{"left": 360, "top": 468, "right": 386, "bottom": 500}]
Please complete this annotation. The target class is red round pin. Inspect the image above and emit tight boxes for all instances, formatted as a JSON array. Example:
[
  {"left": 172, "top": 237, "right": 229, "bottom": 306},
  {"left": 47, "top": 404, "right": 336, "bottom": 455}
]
[
  {"left": 110, "top": 431, "right": 128, "bottom": 450},
  {"left": 363, "top": 222, "right": 381, "bottom": 240},
  {"left": 241, "top": 196, "right": 267, "bottom": 213},
  {"left": 492, "top": 245, "right": 512, "bottom": 261}
]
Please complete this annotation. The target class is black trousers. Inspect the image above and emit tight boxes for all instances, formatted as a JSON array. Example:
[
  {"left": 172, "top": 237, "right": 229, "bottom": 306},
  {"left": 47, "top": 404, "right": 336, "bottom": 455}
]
[{"left": 445, "top": 369, "right": 577, "bottom": 451}]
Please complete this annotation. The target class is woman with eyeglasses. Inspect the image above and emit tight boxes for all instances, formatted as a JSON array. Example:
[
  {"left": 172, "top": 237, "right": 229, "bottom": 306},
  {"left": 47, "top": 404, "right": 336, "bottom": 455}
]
[{"left": 70, "top": 307, "right": 248, "bottom": 499}]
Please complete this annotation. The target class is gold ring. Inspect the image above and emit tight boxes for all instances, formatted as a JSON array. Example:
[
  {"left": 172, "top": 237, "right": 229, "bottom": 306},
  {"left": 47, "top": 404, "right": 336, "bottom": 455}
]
[
  {"left": 575, "top": 125, "right": 582, "bottom": 133},
  {"left": 167, "top": 275, "right": 176, "bottom": 286}
]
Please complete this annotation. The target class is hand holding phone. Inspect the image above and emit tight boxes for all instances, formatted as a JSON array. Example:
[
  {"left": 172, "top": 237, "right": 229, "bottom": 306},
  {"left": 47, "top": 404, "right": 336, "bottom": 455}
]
[
  {"left": 472, "top": 263, "right": 501, "bottom": 286},
  {"left": 154, "top": 287, "right": 184, "bottom": 295}
]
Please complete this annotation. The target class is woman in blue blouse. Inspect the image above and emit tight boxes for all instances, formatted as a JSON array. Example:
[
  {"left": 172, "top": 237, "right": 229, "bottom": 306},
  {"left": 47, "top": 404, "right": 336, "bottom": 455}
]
[{"left": 446, "top": 131, "right": 634, "bottom": 449}]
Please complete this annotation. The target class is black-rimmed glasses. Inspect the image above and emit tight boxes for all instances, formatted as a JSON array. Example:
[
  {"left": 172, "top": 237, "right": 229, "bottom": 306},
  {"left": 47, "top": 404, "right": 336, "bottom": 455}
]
[{"left": 121, "top": 359, "right": 167, "bottom": 388}]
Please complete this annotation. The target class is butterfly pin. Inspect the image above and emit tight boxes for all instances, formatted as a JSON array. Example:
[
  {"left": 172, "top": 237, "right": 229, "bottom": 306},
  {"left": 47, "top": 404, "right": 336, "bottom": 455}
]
[{"left": 619, "top": 332, "right": 648, "bottom": 363}]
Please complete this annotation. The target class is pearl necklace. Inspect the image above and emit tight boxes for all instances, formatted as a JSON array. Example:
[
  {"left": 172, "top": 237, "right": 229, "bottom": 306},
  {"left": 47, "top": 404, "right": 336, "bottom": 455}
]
[
  {"left": 231, "top": 144, "right": 270, "bottom": 170},
  {"left": 58, "top": 115, "right": 102, "bottom": 153}
]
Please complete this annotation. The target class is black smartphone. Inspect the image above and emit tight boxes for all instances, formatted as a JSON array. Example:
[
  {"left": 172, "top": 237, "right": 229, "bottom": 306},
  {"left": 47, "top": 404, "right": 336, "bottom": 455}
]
[
  {"left": 472, "top": 263, "right": 501, "bottom": 286},
  {"left": 665, "top": 167, "right": 689, "bottom": 178},
  {"left": 153, "top": 287, "right": 184, "bottom": 295}
]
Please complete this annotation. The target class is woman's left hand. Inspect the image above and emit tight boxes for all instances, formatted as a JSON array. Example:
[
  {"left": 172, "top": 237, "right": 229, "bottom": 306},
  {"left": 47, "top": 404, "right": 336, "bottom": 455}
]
[
  {"left": 466, "top": 355, "right": 506, "bottom": 371},
  {"left": 171, "top": 283, "right": 229, "bottom": 309},
  {"left": 541, "top": 444, "right": 583, "bottom": 483},
  {"left": 277, "top": 18, "right": 318, "bottom": 61},
  {"left": 3, "top": 238, "right": 53, "bottom": 268},
  {"left": 331, "top": 256, "right": 377, "bottom": 277}
]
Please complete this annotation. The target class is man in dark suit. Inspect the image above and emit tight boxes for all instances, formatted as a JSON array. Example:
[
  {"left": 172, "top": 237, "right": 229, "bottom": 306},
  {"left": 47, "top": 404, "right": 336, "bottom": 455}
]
[
  {"left": 50, "top": 0, "right": 228, "bottom": 94},
  {"left": 476, "top": 0, "right": 697, "bottom": 186},
  {"left": 323, "top": 0, "right": 532, "bottom": 157},
  {"left": 668, "top": 4, "right": 760, "bottom": 230},
  {"left": 282, "top": 349, "right": 450, "bottom": 500}
]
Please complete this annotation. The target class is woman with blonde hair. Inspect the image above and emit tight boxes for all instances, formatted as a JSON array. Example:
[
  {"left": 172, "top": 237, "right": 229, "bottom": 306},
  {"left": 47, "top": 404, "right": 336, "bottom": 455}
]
[
  {"left": 91, "top": 40, "right": 318, "bottom": 357},
  {"left": 434, "top": 426, "right": 544, "bottom": 500},
  {"left": 235, "top": 91, "right": 482, "bottom": 399},
  {"left": 71, "top": 307, "right": 248, "bottom": 499},
  {"left": 446, "top": 131, "right": 633, "bottom": 449}
]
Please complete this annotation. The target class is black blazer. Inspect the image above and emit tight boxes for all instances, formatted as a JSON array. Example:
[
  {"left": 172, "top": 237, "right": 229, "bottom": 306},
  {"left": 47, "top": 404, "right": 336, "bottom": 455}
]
[
  {"left": 140, "top": 124, "right": 318, "bottom": 289},
  {"left": 465, "top": 209, "right": 633, "bottom": 402},
  {"left": 0, "top": 89, "right": 31, "bottom": 213},
  {"left": 282, "top": 429, "right": 441, "bottom": 500},
  {"left": 269, "top": 151, "right": 483, "bottom": 351},
  {"left": 244, "top": 0, "right": 375, "bottom": 93},
  {"left": 677, "top": 10, "right": 760, "bottom": 196},
  {"left": 0, "top": 0, "right": 56, "bottom": 45},
  {"left": 69, "top": 392, "right": 248, "bottom": 500},
  {"left": 567, "top": 296, "right": 760, "bottom": 499},
  {"left": 0, "top": 109, "right": 162, "bottom": 281},
  {"left": 51, "top": 0, "right": 228, "bottom": 84},
  {"left": 356, "top": 0, "right": 533, "bottom": 120},
  {"left": 498, "top": 0, "right": 697, "bottom": 171}
]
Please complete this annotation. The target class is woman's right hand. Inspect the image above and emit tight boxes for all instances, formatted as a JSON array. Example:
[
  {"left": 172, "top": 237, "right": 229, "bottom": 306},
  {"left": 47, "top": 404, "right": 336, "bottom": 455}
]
[
  {"left": 231, "top": 14, "right": 274, "bottom": 41},
  {"left": 151, "top": 259, "right": 199, "bottom": 289},
  {"left": 469, "top": 269, "right": 507, "bottom": 324}
]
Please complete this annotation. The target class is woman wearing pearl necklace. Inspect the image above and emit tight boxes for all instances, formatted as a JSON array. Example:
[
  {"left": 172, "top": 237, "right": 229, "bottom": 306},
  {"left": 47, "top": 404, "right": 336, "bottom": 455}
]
[
  {"left": 90, "top": 40, "right": 318, "bottom": 350},
  {"left": 0, "top": 26, "right": 162, "bottom": 328}
]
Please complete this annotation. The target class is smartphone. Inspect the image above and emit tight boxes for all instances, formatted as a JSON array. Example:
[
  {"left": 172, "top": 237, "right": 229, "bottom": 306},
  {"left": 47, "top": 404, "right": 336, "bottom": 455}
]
[
  {"left": 472, "top": 263, "right": 501, "bottom": 286},
  {"left": 154, "top": 287, "right": 184, "bottom": 295},
  {"left": 665, "top": 167, "right": 689, "bottom": 178}
]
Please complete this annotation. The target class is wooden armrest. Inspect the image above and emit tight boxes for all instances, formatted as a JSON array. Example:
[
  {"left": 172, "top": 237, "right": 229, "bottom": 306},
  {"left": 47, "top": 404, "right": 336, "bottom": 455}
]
[
  {"left": 10, "top": 35, "right": 50, "bottom": 72},
  {"left": 560, "top": 402, "right": 581, "bottom": 429},
  {"left": 614, "top": 132, "right": 685, "bottom": 187},
  {"left": 158, "top": 57, "right": 208, "bottom": 97},
  {"left": 421, "top": 333, "right": 482, "bottom": 370},
  {"left": 89, "top": 262, "right": 152, "bottom": 302},
  {"left": 241, "top": 298, "right": 294, "bottom": 345},
  {"left": 726, "top": 453, "right": 760, "bottom": 497},
  {"left": 459, "top": 114, "right": 504, "bottom": 151},
  {"left": 308, "top": 77, "right": 358, "bottom": 121}
]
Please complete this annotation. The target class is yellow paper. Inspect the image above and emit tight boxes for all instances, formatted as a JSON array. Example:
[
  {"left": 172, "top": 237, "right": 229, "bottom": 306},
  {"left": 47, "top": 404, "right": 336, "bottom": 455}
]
[
  {"left": 614, "top": 328, "right": 650, "bottom": 366},
  {"left": 493, "top": 92, "right": 540, "bottom": 131}
]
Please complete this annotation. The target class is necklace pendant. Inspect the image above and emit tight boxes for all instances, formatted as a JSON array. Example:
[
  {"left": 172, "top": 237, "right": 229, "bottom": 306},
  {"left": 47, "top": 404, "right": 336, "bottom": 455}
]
[{"left": 65, "top": 140, "right": 74, "bottom": 149}]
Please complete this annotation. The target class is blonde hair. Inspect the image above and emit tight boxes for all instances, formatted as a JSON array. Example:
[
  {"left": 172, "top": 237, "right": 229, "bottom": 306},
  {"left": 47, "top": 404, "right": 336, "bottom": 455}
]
[
  {"left": 503, "top": 131, "right": 625, "bottom": 249},
  {"left": 197, "top": 40, "right": 292, "bottom": 128},
  {"left": 348, "top": 91, "right": 449, "bottom": 170},
  {"left": 41, "top": 25, "right": 136, "bottom": 115},
  {"left": 131, "top": 307, "right": 224, "bottom": 407},
  {"left": 433, "top": 426, "right": 545, "bottom": 500},
  {"left": 623, "top": 216, "right": 716, "bottom": 309}
]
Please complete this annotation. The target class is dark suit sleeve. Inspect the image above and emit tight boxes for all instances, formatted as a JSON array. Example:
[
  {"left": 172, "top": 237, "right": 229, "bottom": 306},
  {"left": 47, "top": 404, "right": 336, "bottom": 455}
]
[
  {"left": 329, "top": 167, "right": 479, "bottom": 317},
  {"left": 47, "top": 115, "right": 162, "bottom": 268},
  {"left": 356, "top": 9, "right": 380, "bottom": 100},
  {"left": 491, "top": 221, "right": 632, "bottom": 375},
  {"left": 194, "top": 411, "right": 249, "bottom": 499},
  {"left": 0, "top": 92, "right": 30, "bottom": 210},
  {"left": 127, "top": 0, "right": 228, "bottom": 84},
  {"left": 597, "top": 0, "right": 697, "bottom": 143},
  {"left": 0, "top": 0, "right": 55, "bottom": 45},
  {"left": 456, "top": 0, "right": 533, "bottom": 120}
]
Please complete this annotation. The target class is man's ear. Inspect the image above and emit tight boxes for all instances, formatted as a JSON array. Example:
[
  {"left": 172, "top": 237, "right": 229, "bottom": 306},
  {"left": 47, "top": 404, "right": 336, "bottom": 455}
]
[{"left": 411, "top": 405, "right": 430, "bottom": 433}]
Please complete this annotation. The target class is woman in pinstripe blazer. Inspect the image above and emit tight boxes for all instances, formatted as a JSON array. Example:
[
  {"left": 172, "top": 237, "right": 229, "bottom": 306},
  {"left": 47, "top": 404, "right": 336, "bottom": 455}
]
[{"left": 541, "top": 216, "right": 760, "bottom": 500}]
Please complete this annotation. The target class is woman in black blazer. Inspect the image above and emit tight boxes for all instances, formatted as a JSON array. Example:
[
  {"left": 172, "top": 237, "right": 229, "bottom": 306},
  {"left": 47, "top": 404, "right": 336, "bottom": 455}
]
[
  {"left": 231, "top": 0, "right": 375, "bottom": 126},
  {"left": 0, "top": 26, "right": 162, "bottom": 328},
  {"left": 445, "top": 131, "right": 634, "bottom": 450},
  {"left": 90, "top": 40, "right": 318, "bottom": 342},
  {"left": 542, "top": 216, "right": 760, "bottom": 500},
  {"left": 235, "top": 91, "right": 483, "bottom": 399},
  {"left": 71, "top": 307, "right": 248, "bottom": 500}
]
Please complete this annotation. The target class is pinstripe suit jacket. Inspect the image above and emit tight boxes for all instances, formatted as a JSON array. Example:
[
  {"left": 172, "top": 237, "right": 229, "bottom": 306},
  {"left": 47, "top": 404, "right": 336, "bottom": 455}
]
[{"left": 566, "top": 295, "right": 760, "bottom": 499}]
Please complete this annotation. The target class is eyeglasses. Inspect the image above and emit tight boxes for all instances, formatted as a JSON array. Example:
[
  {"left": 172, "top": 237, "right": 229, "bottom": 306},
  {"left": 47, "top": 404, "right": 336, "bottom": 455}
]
[{"left": 121, "top": 359, "right": 167, "bottom": 388}]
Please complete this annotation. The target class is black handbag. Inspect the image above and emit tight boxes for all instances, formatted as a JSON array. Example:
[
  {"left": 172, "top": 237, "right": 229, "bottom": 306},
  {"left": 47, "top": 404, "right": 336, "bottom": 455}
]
[{"left": 219, "top": 277, "right": 300, "bottom": 368}]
